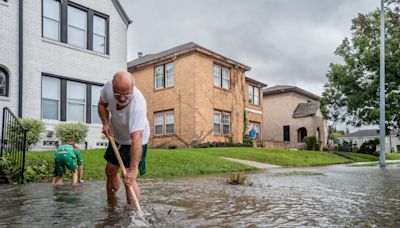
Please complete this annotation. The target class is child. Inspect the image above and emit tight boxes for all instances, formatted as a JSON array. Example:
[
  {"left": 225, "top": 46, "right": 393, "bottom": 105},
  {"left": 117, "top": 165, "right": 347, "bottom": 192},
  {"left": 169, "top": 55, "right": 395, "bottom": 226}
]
[{"left": 52, "top": 142, "right": 84, "bottom": 185}]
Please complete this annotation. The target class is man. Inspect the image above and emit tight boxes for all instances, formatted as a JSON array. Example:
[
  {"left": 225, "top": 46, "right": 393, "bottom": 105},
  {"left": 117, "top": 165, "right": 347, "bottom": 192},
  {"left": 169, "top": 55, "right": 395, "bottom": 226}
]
[
  {"left": 249, "top": 125, "right": 257, "bottom": 148},
  {"left": 98, "top": 71, "right": 150, "bottom": 204}
]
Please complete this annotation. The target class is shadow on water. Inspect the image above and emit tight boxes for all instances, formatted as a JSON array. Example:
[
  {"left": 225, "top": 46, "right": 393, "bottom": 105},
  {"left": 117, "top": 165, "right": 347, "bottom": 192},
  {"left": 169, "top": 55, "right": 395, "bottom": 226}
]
[{"left": 1, "top": 164, "right": 400, "bottom": 227}]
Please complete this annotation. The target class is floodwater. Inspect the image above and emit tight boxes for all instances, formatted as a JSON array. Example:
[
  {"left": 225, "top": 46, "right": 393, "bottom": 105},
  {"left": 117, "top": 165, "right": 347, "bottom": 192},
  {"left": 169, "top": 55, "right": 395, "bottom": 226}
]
[{"left": 0, "top": 164, "right": 400, "bottom": 227}]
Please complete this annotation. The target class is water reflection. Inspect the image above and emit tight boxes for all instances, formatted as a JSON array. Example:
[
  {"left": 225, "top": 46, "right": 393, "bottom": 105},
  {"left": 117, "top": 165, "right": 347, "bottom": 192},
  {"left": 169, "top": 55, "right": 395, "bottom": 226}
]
[{"left": 0, "top": 164, "right": 400, "bottom": 227}]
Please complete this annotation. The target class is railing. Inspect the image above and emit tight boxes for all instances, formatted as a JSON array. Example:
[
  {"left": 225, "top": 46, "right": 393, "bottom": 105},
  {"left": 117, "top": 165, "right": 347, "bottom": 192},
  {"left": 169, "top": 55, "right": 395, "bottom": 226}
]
[{"left": 0, "top": 107, "right": 27, "bottom": 182}]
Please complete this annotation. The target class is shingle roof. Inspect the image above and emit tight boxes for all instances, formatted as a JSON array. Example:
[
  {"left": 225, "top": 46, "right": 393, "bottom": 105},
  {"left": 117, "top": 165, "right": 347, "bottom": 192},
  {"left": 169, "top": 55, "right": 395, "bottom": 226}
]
[
  {"left": 340, "top": 129, "right": 397, "bottom": 138},
  {"left": 245, "top": 77, "right": 267, "bottom": 88},
  {"left": 264, "top": 85, "right": 320, "bottom": 101},
  {"left": 127, "top": 42, "right": 251, "bottom": 71},
  {"left": 111, "top": 0, "right": 132, "bottom": 26},
  {"left": 293, "top": 102, "right": 319, "bottom": 118}
]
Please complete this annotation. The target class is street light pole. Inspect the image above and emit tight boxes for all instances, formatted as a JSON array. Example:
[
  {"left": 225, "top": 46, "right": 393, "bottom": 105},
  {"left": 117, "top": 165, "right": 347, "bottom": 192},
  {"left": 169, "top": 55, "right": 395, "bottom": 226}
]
[{"left": 379, "top": 0, "right": 386, "bottom": 167}]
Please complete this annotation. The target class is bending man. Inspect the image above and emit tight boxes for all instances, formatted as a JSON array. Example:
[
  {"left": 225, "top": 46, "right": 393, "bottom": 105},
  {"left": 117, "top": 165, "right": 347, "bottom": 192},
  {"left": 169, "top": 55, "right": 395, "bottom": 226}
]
[{"left": 98, "top": 71, "right": 150, "bottom": 204}]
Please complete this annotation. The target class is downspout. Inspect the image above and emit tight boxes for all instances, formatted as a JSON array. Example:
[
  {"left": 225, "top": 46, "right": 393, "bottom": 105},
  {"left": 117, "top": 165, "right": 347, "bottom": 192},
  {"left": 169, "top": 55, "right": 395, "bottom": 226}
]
[{"left": 18, "top": 0, "right": 23, "bottom": 117}]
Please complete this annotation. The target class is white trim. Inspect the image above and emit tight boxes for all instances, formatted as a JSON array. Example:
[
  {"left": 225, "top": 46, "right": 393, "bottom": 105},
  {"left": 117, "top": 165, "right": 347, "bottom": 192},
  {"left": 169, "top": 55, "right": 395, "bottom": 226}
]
[
  {"left": 245, "top": 108, "right": 262, "bottom": 115},
  {"left": 41, "top": 38, "right": 110, "bottom": 58}
]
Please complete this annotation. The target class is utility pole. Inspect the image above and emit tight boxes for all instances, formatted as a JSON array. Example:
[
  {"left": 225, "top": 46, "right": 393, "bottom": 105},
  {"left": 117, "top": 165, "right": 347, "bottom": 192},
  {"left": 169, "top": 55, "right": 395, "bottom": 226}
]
[{"left": 379, "top": 0, "right": 386, "bottom": 167}]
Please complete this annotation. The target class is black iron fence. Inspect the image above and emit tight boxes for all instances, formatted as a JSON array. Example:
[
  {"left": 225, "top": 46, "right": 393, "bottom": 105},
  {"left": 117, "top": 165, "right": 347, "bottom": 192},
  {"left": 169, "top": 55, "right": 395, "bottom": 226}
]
[{"left": 1, "top": 107, "right": 27, "bottom": 181}]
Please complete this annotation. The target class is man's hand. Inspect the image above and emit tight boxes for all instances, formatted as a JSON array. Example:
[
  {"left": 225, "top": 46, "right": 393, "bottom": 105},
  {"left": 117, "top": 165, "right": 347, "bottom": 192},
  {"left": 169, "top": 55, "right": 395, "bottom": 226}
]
[
  {"left": 124, "top": 167, "right": 138, "bottom": 186},
  {"left": 102, "top": 123, "right": 113, "bottom": 139}
]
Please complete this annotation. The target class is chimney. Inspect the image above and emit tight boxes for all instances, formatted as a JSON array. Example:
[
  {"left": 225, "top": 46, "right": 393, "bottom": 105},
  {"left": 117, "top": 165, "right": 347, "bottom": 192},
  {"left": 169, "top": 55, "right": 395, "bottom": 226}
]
[{"left": 138, "top": 52, "right": 143, "bottom": 58}]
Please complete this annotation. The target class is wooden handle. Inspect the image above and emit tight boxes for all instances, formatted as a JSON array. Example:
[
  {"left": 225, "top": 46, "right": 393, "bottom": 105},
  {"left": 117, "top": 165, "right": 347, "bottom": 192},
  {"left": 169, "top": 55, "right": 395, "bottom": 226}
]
[{"left": 109, "top": 137, "right": 143, "bottom": 215}]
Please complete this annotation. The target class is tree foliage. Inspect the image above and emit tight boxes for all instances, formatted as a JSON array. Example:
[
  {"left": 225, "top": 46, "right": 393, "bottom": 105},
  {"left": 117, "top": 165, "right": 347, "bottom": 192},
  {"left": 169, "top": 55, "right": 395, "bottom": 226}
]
[{"left": 321, "top": 1, "right": 400, "bottom": 132}]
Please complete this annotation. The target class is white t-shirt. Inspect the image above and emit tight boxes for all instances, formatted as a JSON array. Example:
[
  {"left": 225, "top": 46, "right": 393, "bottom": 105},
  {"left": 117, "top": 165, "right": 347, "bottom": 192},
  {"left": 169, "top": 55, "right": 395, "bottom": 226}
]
[{"left": 100, "top": 80, "right": 150, "bottom": 145}]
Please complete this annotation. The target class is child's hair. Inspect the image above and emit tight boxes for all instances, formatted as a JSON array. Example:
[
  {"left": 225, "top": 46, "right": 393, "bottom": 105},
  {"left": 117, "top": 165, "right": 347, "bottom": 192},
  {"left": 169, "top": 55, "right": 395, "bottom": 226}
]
[{"left": 63, "top": 141, "right": 79, "bottom": 149}]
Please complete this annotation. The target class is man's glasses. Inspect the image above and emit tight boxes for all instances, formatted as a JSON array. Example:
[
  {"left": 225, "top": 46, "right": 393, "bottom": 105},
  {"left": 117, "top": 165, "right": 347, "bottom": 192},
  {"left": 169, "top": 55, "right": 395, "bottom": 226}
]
[{"left": 114, "top": 92, "right": 133, "bottom": 98}]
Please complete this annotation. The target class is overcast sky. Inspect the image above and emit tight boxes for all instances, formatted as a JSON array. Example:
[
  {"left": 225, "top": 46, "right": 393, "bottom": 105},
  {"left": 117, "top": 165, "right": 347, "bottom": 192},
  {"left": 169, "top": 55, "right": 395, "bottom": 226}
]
[{"left": 120, "top": 0, "right": 378, "bottom": 97}]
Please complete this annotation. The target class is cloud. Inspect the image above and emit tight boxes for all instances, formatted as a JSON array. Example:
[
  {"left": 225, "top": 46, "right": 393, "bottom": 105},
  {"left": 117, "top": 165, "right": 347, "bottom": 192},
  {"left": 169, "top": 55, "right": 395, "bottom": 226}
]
[{"left": 120, "top": 0, "right": 378, "bottom": 96}]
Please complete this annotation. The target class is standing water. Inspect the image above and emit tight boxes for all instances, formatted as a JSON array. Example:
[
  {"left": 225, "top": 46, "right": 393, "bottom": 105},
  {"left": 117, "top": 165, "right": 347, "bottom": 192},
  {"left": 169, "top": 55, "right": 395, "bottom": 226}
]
[{"left": 1, "top": 164, "right": 400, "bottom": 227}]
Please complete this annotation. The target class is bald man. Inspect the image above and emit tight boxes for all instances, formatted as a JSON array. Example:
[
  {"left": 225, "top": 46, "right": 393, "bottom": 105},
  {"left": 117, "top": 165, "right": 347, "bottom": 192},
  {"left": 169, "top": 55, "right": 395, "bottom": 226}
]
[{"left": 98, "top": 71, "right": 150, "bottom": 204}]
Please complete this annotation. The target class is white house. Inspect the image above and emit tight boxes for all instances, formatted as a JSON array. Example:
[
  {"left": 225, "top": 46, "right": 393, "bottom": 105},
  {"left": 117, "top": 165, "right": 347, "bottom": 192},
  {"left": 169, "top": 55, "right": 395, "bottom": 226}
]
[
  {"left": 0, "top": 0, "right": 131, "bottom": 150},
  {"left": 338, "top": 129, "right": 400, "bottom": 153}
]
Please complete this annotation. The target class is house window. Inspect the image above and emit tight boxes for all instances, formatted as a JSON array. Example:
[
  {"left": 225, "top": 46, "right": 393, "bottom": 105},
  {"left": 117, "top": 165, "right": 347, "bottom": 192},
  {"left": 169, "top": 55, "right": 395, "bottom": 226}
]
[
  {"left": 154, "top": 63, "right": 174, "bottom": 90},
  {"left": 214, "top": 112, "right": 221, "bottom": 134},
  {"left": 42, "top": 75, "right": 102, "bottom": 123},
  {"left": 248, "top": 85, "right": 260, "bottom": 105},
  {"left": 42, "top": 76, "right": 60, "bottom": 120},
  {"left": 91, "top": 85, "right": 102, "bottom": 124},
  {"left": 213, "top": 64, "right": 230, "bottom": 89},
  {"left": 214, "top": 111, "right": 231, "bottom": 134},
  {"left": 283, "top": 125, "right": 290, "bottom": 142},
  {"left": 0, "top": 67, "right": 9, "bottom": 97},
  {"left": 67, "top": 81, "right": 86, "bottom": 122},
  {"left": 154, "top": 111, "right": 174, "bottom": 135},
  {"left": 222, "top": 113, "right": 231, "bottom": 134},
  {"left": 42, "top": 0, "right": 60, "bottom": 41},
  {"left": 165, "top": 112, "right": 174, "bottom": 134},
  {"left": 68, "top": 5, "right": 87, "bottom": 48},
  {"left": 250, "top": 122, "right": 261, "bottom": 140},
  {"left": 93, "top": 15, "right": 107, "bottom": 53},
  {"left": 41, "top": 0, "right": 109, "bottom": 54},
  {"left": 154, "top": 113, "right": 163, "bottom": 135}
]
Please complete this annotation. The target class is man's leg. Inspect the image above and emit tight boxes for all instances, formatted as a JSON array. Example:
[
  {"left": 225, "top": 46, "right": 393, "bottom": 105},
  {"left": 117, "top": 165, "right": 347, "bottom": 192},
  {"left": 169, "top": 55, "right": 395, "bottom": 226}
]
[{"left": 105, "top": 162, "right": 120, "bottom": 202}]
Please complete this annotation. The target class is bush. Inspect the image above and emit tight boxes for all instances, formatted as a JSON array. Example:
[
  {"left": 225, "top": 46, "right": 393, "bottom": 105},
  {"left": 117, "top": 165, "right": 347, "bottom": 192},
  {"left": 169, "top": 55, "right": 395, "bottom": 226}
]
[
  {"left": 303, "top": 136, "right": 321, "bottom": 151},
  {"left": 8, "top": 118, "right": 45, "bottom": 150},
  {"left": 358, "top": 138, "right": 379, "bottom": 155},
  {"left": 55, "top": 123, "right": 88, "bottom": 144},
  {"left": 193, "top": 141, "right": 252, "bottom": 148}
]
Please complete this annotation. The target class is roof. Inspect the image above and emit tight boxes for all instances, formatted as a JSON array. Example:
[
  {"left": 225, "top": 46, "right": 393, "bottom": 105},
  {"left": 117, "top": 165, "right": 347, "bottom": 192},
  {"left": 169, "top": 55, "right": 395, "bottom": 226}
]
[
  {"left": 264, "top": 85, "right": 320, "bottom": 101},
  {"left": 293, "top": 102, "right": 319, "bottom": 118},
  {"left": 127, "top": 42, "right": 251, "bottom": 71},
  {"left": 245, "top": 77, "right": 267, "bottom": 88},
  {"left": 111, "top": 0, "right": 132, "bottom": 26},
  {"left": 340, "top": 129, "right": 397, "bottom": 138}
]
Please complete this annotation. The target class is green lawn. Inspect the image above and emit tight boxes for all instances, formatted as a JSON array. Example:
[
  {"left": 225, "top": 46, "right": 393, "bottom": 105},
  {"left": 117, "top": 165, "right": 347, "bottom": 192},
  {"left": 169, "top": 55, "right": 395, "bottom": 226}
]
[
  {"left": 334, "top": 151, "right": 379, "bottom": 162},
  {"left": 24, "top": 148, "right": 256, "bottom": 182},
  {"left": 387, "top": 153, "right": 400, "bottom": 160},
  {"left": 23, "top": 147, "right": 353, "bottom": 183},
  {"left": 184, "top": 147, "right": 352, "bottom": 167}
]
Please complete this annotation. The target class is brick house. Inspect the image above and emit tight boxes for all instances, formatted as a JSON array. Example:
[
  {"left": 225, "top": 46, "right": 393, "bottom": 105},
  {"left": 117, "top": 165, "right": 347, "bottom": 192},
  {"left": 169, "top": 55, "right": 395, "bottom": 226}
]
[
  {"left": 128, "top": 42, "right": 267, "bottom": 148},
  {"left": 262, "top": 85, "right": 328, "bottom": 150},
  {"left": 0, "top": 0, "right": 131, "bottom": 150}
]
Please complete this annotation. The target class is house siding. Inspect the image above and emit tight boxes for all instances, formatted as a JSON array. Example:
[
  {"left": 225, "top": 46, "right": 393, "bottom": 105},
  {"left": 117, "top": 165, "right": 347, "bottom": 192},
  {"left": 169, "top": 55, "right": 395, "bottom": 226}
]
[
  {"left": 0, "top": 0, "right": 128, "bottom": 150},
  {"left": 131, "top": 51, "right": 262, "bottom": 148},
  {"left": 262, "top": 91, "right": 327, "bottom": 149}
]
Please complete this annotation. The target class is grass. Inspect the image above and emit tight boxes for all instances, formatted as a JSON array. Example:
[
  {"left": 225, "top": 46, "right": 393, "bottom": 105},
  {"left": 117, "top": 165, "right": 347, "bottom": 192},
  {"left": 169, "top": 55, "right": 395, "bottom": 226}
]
[
  {"left": 184, "top": 147, "right": 352, "bottom": 167},
  {"left": 387, "top": 153, "right": 400, "bottom": 160},
  {"left": 23, "top": 147, "right": 355, "bottom": 182},
  {"left": 25, "top": 148, "right": 256, "bottom": 181},
  {"left": 334, "top": 151, "right": 379, "bottom": 162}
]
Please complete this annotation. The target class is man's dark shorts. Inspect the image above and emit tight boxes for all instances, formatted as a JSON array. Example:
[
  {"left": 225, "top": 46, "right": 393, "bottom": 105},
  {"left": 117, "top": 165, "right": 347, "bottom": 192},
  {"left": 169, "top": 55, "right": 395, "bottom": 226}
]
[{"left": 104, "top": 142, "right": 148, "bottom": 175}]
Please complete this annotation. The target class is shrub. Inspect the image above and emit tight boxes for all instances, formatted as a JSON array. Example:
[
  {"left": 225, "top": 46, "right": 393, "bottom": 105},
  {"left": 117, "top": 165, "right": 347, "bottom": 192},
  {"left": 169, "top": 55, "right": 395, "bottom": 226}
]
[
  {"left": 358, "top": 138, "right": 379, "bottom": 155},
  {"left": 303, "top": 136, "right": 321, "bottom": 151},
  {"left": 8, "top": 118, "right": 45, "bottom": 150},
  {"left": 55, "top": 123, "right": 88, "bottom": 144}
]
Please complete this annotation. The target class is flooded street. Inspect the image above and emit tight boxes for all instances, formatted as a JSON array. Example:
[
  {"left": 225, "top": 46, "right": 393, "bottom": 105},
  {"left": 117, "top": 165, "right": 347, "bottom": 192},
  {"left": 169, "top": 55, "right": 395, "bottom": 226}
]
[{"left": 1, "top": 164, "right": 400, "bottom": 227}]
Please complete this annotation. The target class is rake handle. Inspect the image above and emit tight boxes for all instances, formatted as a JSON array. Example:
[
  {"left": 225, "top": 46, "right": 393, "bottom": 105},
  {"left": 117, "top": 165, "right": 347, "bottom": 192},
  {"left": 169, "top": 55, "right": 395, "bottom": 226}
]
[{"left": 109, "top": 137, "right": 143, "bottom": 214}]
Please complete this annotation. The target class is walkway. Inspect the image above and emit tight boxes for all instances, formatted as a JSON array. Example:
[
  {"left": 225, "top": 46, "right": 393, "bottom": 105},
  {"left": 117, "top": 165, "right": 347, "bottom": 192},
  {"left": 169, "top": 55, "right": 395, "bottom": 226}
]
[{"left": 219, "top": 157, "right": 282, "bottom": 169}]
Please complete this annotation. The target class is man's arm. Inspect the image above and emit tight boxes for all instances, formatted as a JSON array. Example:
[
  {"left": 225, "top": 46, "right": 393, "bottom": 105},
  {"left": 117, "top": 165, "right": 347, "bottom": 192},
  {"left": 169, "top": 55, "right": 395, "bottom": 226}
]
[
  {"left": 125, "top": 131, "right": 143, "bottom": 184},
  {"left": 98, "top": 98, "right": 112, "bottom": 138}
]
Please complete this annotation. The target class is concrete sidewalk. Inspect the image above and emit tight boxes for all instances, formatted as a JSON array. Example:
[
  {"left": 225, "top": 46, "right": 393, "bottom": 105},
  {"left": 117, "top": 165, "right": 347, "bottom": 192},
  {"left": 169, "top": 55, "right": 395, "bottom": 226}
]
[{"left": 219, "top": 157, "right": 282, "bottom": 169}]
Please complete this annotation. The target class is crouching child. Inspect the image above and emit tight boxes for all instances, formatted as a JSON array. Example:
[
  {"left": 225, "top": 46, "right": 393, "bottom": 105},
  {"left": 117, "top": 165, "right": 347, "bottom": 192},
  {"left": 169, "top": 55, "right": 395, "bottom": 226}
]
[{"left": 52, "top": 144, "right": 83, "bottom": 185}]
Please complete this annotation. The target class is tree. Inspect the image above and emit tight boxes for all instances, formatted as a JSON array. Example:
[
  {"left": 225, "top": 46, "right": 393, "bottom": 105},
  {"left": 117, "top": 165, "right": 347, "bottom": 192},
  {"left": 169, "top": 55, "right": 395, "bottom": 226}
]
[{"left": 321, "top": 1, "right": 400, "bottom": 133}]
